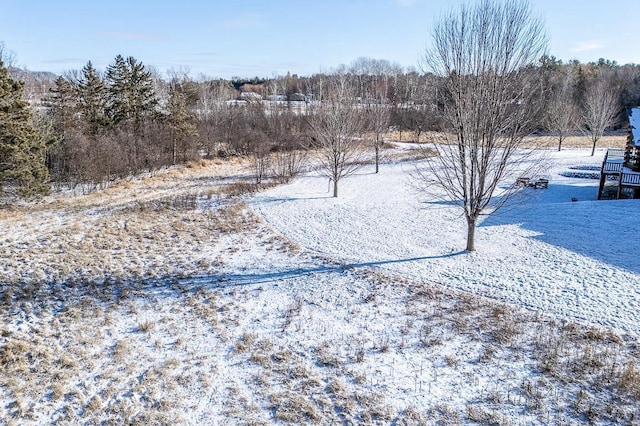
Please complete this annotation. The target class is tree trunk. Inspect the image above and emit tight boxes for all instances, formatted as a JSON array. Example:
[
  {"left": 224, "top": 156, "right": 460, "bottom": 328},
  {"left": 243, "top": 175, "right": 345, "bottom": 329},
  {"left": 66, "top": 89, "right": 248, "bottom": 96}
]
[
  {"left": 557, "top": 136, "right": 563, "bottom": 152},
  {"left": 172, "top": 138, "right": 177, "bottom": 165},
  {"left": 465, "top": 217, "right": 477, "bottom": 252},
  {"left": 375, "top": 145, "right": 379, "bottom": 174},
  {"left": 591, "top": 139, "right": 597, "bottom": 156},
  {"left": 333, "top": 178, "right": 338, "bottom": 197}
]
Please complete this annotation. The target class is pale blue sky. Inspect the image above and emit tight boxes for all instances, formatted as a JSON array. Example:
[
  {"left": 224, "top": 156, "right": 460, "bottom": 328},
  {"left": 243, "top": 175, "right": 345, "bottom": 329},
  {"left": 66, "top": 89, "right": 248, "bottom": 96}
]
[{"left": 0, "top": 0, "right": 637, "bottom": 78}]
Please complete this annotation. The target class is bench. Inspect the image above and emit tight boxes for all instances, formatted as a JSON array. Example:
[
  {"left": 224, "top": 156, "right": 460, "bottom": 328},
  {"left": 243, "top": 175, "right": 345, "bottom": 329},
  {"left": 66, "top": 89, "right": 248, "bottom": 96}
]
[
  {"left": 516, "top": 177, "right": 548, "bottom": 189},
  {"left": 533, "top": 178, "right": 549, "bottom": 189}
]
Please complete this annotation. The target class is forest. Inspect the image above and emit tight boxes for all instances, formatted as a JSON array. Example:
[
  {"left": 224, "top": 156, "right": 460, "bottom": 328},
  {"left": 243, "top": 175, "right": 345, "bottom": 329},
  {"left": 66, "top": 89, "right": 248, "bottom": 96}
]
[{"left": 2, "top": 50, "right": 640, "bottom": 201}]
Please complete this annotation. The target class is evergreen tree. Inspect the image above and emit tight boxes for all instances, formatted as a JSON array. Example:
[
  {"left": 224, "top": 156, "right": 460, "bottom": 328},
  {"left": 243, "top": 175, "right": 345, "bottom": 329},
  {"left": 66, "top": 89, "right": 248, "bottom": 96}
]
[
  {"left": 166, "top": 86, "right": 198, "bottom": 164},
  {"left": 77, "top": 61, "right": 107, "bottom": 135},
  {"left": 0, "top": 60, "right": 50, "bottom": 198},
  {"left": 48, "top": 76, "right": 78, "bottom": 136},
  {"left": 105, "top": 55, "right": 158, "bottom": 126}
]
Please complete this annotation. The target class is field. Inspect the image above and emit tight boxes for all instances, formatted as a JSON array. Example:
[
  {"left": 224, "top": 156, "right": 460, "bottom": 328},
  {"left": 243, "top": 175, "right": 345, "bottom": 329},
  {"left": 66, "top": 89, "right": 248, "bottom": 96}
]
[
  {"left": 1, "top": 139, "right": 640, "bottom": 424},
  {"left": 385, "top": 131, "right": 627, "bottom": 150}
]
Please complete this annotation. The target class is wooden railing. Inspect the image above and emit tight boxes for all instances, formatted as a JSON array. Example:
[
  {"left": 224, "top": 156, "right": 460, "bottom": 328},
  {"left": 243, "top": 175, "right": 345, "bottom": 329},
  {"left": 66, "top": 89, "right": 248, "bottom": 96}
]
[
  {"left": 607, "top": 148, "right": 625, "bottom": 159},
  {"left": 603, "top": 161, "right": 623, "bottom": 173},
  {"left": 601, "top": 148, "right": 625, "bottom": 174},
  {"left": 599, "top": 148, "right": 632, "bottom": 199},
  {"left": 620, "top": 171, "right": 640, "bottom": 187}
]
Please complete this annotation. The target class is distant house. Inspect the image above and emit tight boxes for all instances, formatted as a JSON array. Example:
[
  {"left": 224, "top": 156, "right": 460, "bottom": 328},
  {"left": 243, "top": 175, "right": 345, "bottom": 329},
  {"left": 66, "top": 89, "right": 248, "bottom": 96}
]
[
  {"left": 598, "top": 107, "right": 640, "bottom": 199},
  {"left": 266, "top": 94, "right": 287, "bottom": 102},
  {"left": 239, "top": 91, "right": 262, "bottom": 102}
]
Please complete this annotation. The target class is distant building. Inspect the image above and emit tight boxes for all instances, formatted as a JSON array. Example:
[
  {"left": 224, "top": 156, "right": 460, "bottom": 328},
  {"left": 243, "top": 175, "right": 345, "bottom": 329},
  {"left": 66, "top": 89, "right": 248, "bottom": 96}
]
[{"left": 239, "top": 92, "right": 262, "bottom": 101}]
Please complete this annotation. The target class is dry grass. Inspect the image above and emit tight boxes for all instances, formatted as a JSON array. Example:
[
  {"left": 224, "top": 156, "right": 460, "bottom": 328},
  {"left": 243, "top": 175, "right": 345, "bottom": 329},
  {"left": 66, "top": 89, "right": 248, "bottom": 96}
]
[
  {"left": 3, "top": 259, "right": 638, "bottom": 424},
  {"left": 619, "top": 362, "right": 640, "bottom": 398},
  {"left": 383, "top": 130, "right": 627, "bottom": 151},
  {"left": 525, "top": 134, "right": 627, "bottom": 149},
  {"left": 0, "top": 197, "right": 260, "bottom": 296},
  {"left": 1, "top": 150, "right": 639, "bottom": 424}
]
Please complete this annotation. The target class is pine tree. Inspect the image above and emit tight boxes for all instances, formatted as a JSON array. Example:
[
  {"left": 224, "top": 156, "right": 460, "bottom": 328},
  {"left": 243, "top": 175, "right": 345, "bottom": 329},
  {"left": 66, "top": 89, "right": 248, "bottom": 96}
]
[
  {"left": 48, "top": 76, "right": 78, "bottom": 136},
  {"left": 105, "top": 55, "right": 158, "bottom": 126},
  {"left": 0, "top": 60, "right": 50, "bottom": 198},
  {"left": 77, "top": 61, "right": 107, "bottom": 135},
  {"left": 166, "top": 86, "right": 198, "bottom": 164}
]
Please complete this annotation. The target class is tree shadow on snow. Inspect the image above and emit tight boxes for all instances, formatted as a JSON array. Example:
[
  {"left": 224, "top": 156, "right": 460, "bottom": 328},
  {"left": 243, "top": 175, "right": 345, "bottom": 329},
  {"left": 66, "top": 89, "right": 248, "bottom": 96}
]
[
  {"left": 252, "top": 195, "right": 334, "bottom": 203},
  {"left": 178, "top": 252, "right": 467, "bottom": 288},
  {"left": 0, "top": 252, "right": 467, "bottom": 311}
]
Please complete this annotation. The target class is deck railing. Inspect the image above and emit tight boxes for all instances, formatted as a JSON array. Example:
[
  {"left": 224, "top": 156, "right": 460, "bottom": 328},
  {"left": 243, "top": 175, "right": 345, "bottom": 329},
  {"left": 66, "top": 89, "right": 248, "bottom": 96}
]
[
  {"left": 603, "top": 161, "right": 623, "bottom": 173},
  {"left": 620, "top": 171, "right": 640, "bottom": 186},
  {"left": 599, "top": 148, "right": 634, "bottom": 199},
  {"left": 601, "top": 148, "right": 624, "bottom": 174},
  {"left": 606, "top": 148, "right": 625, "bottom": 159}
]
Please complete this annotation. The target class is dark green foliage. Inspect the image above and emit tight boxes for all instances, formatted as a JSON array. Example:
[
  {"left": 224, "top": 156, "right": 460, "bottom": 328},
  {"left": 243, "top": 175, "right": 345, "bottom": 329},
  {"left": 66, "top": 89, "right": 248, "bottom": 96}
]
[
  {"left": 165, "top": 85, "right": 199, "bottom": 164},
  {"left": 46, "top": 55, "right": 167, "bottom": 187},
  {"left": 48, "top": 76, "right": 78, "bottom": 136},
  {"left": 105, "top": 55, "right": 158, "bottom": 126},
  {"left": 0, "top": 60, "right": 50, "bottom": 198},
  {"left": 231, "top": 76, "right": 266, "bottom": 91},
  {"left": 77, "top": 61, "right": 108, "bottom": 135}
]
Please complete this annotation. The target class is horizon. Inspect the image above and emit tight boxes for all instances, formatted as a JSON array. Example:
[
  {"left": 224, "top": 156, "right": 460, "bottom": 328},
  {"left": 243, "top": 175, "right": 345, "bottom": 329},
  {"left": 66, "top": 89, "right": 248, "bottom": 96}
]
[{"left": 1, "top": 0, "right": 638, "bottom": 79}]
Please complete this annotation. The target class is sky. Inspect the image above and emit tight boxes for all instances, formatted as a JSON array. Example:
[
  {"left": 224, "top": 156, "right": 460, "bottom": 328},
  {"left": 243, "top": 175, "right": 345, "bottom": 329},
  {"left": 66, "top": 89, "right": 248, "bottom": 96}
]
[{"left": 0, "top": 0, "right": 638, "bottom": 79}]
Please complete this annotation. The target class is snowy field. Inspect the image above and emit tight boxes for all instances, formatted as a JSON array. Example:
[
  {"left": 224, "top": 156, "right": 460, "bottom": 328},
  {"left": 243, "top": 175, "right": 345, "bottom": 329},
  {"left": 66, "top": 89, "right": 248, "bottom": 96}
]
[
  {"left": 1, "top": 148, "right": 639, "bottom": 424},
  {"left": 251, "top": 147, "right": 640, "bottom": 336}
]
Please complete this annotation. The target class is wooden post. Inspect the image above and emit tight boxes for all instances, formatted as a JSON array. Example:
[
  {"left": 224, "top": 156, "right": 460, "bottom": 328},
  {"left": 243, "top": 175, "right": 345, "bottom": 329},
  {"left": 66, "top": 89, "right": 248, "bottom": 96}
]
[
  {"left": 597, "top": 172, "right": 606, "bottom": 200},
  {"left": 616, "top": 173, "right": 624, "bottom": 199}
]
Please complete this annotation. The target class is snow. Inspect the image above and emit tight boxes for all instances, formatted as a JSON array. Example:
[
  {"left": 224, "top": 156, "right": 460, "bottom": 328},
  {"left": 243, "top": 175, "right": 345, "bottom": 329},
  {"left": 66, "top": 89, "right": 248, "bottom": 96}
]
[
  {"left": 250, "top": 147, "right": 640, "bottom": 336},
  {"left": 2, "top": 148, "right": 640, "bottom": 424}
]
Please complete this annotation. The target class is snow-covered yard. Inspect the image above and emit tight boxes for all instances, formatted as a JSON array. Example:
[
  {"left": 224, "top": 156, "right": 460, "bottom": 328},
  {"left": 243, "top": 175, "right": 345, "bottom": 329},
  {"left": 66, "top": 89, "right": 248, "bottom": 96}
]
[
  {"left": 251, "top": 147, "right": 640, "bottom": 336},
  {"left": 1, "top": 148, "right": 639, "bottom": 424}
]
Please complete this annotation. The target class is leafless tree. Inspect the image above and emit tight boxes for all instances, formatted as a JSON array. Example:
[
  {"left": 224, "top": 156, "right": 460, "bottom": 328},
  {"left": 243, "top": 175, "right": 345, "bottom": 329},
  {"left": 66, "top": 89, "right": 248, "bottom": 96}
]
[
  {"left": 307, "top": 75, "right": 367, "bottom": 197},
  {"left": 420, "top": 0, "right": 547, "bottom": 252},
  {"left": 193, "top": 77, "right": 237, "bottom": 157},
  {"left": 364, "top": 61, "right": 402, "bottom": 168},
  {"left": 365, "top": 94, "right": 391, "bottom": 173},
  {"left": 545, "top": 69, "right": 580, "bottom": 151},
  {"left": 583, "top": 80, "right": 619, "bottom": 156},
  {"left": 0, "top": 41, "right": 16, "bottom": 67},
  {"left": 263, "top": 78, "right": 308, "bottom": 182}
]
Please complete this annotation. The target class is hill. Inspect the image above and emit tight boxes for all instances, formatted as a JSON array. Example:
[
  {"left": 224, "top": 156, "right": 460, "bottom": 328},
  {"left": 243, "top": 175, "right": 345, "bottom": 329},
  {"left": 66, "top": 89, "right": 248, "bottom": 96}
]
[{"left": 1, "top": 148, "right": 639, "bottom": 424}]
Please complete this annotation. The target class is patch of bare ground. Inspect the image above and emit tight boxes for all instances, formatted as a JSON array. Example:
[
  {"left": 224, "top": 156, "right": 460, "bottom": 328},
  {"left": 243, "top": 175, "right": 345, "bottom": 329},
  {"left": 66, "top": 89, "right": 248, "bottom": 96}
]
[
  {"left": 0, "top": 154, "right": 639, "bottom": 424},
  {"left": 383, "top": 131, "right": 627, "bottom": 151},
  {"left": 525, "top": 134, "right": 627, "bottom": 150}
]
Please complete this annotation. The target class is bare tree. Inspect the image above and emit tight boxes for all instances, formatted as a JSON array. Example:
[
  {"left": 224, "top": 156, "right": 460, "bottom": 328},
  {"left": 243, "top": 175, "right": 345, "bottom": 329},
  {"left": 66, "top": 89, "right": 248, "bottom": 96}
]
[
  {"left": 545, "top": 69, "right": 580, "bottom": 151},
  {"left": 420, "top": 0, "right": 547, "bottom": 252},
  {"left": 583, "top": 80, "right": 619, "bottom": 156},
  {"left": 366, "top": 96, "right": 391, "bottom": 173},
  {"left": 307, "top": 75, "right": 366, "bottom": 197},
  {"left": 264, "top": 78, "right": 308, "bottom": 183},
  {"left": 194, "top": 77, "right": 237, "bottom": 157},
  {"left": 348, "top": 58, "right": 397, "bottom": 172},
  {"left": 0, "top": 41, "right": 16, "bottom": 67}
]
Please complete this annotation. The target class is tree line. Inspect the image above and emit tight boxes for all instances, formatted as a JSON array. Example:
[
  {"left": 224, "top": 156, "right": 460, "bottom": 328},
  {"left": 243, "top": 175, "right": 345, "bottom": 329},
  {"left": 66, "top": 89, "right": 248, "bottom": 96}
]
[{"left": 1, "top": 43, "right": 640, "bottom": 201}]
